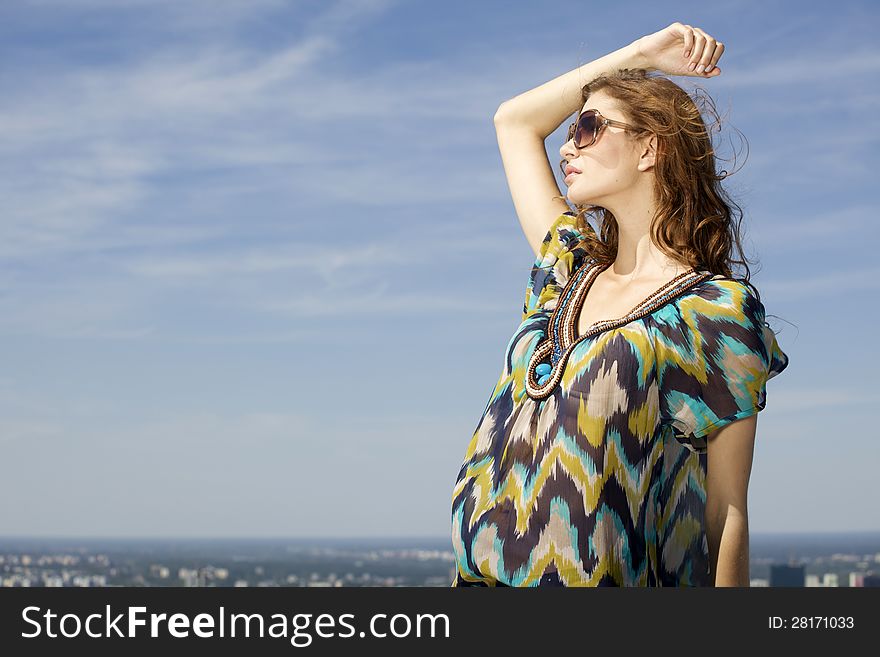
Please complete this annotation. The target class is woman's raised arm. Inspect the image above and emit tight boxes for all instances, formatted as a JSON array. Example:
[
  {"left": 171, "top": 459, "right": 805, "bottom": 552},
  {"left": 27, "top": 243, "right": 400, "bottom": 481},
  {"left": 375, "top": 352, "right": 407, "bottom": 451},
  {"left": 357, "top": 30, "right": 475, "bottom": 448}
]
[
  {"left": 494, "top": 22, "right": 725, "bottom": 259},
  {"left": 493, "top": 41, "right": 646, "bottom": 258}
]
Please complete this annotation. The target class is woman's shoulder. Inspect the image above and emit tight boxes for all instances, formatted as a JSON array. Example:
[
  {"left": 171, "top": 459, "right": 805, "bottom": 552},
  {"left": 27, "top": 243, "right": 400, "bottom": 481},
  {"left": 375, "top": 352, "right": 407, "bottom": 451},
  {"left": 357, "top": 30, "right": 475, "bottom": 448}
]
[
  {"left": 672, "top": 273, "right": 767, "bottom": 325},
  {"left": 522, "top": 211, "right": 591, "bottom": 322},
  {"left": 531, "top": 211, "right": 589, "bottom": 269},
  {"left": 542, "top": 210, "right": 585, "bottom": 250},
  {"left": 680, "top": 273, "right": 760, "bottom": 302}
]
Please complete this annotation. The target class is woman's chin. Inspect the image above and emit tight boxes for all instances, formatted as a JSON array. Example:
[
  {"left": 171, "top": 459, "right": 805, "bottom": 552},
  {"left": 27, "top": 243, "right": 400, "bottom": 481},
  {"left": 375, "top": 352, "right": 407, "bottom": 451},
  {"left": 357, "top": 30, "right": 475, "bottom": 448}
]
[
  {"left": 566, "top": 187, "right": 603, "bottom": 207},
  {"left": 566, "top": 196, "right": 600, "bottom": 212},
  {"left": 566, "top": 191, "right": 591, "bottom": 205}
]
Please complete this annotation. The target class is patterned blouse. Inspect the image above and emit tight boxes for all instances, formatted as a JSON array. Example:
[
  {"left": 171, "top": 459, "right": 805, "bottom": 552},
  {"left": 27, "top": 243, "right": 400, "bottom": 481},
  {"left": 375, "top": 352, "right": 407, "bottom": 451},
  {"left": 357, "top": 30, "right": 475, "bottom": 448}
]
[{"left": 450, "top": 211, "right": 789, "bottom": 586}]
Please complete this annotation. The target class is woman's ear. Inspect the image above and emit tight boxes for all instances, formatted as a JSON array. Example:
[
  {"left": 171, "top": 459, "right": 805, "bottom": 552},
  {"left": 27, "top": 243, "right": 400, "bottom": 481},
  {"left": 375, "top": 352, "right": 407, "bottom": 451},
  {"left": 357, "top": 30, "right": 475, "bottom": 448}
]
[{"left": 637, "top": 133, "right": 658, "bottom": 172}]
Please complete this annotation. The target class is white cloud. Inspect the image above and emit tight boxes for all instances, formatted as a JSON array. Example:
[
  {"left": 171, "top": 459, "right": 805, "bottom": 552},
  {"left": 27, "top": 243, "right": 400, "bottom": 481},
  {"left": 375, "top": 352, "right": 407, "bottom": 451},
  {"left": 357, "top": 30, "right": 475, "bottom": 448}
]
[
  {"left": 766, "top": 387, "right": 880, "bottom": 414},
  {"left": 0, "top": 418, "right": 64, "bottom": 444},
  {"left": 710, "top": 45, "right": 880, "bottom": 88},
  {"left": 756, "top": 203, "right": 879, "bottom": 248},
  {"left": 0, "top": 0, "right": 547, "bottom": 271},
  {"left": 761, "top": 266, "right": 880, "bottom": 300}
]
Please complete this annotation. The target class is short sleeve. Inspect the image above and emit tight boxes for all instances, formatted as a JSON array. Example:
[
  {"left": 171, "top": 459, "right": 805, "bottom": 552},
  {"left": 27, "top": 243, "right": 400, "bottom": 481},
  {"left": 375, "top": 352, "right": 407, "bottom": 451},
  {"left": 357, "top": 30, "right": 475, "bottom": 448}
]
[
  {"left": 654, "top": 279, "right": 790, "bottom": 453},
  {"left": 521, "top": 212, "right": 588, "bottom": 322}
]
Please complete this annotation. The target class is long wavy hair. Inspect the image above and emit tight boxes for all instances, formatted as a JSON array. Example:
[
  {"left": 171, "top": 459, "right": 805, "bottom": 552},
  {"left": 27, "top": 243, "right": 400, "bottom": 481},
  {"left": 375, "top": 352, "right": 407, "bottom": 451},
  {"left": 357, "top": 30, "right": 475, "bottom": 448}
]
[{"left": 555, "top": 67, "right": 761, "bottom": 302}]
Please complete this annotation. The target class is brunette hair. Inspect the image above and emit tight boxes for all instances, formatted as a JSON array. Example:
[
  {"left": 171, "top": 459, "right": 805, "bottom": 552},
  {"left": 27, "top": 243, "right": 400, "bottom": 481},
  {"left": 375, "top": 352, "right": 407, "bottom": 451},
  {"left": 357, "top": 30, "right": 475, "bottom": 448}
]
[{"left": 556, "top": 68, "right": 761, "bottom": 301}]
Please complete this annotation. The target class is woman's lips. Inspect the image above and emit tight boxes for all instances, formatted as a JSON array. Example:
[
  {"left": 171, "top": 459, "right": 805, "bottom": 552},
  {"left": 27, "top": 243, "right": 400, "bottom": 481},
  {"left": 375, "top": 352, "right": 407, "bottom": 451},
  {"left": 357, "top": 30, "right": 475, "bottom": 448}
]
[{"left": 564, "top": 171, "right": 579, "bottom": 184}]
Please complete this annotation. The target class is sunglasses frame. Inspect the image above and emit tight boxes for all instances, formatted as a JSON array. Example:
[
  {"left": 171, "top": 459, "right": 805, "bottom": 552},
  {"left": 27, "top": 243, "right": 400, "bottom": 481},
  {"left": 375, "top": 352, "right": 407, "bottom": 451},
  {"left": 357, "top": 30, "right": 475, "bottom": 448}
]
[
  {"left": 559, "top": 109, "right": 639, "bottom": 178},
  {"left": 567, "top": 108, "right": 637, "bottom": 147}
]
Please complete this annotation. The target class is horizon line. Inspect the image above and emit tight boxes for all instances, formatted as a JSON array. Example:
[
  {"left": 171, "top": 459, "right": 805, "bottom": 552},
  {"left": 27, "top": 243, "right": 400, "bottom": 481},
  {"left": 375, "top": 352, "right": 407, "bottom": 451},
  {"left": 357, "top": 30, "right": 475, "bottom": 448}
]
[{"left": 2, "top": 530, "right": 880, "bottom": 542}]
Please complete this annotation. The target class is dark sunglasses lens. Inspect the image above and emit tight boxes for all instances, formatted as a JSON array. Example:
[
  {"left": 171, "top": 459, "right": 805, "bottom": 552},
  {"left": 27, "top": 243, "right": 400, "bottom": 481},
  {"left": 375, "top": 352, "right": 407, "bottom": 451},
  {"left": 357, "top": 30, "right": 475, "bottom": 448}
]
[{"left": 575, "top": 112, "right": 598, "bottom": 147}]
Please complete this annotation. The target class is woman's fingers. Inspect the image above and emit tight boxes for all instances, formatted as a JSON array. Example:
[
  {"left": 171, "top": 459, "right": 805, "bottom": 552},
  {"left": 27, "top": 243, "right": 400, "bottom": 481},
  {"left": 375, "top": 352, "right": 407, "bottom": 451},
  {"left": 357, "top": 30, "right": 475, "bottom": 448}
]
[
  {"left": 680, "top": 23, "right": 695, "bottom": 58},
  {"left": 687, "top": 27, "right": 706, "bottom": 71},
  {"left": 681, "top": 26, "right": 724, "bottom": 76},
  {"left": 692, "top": 28, "right": 718, "bottom": 73},
  {"left": 704, "top": 41, "right": 725, "bottom": 73},
  {"left": 648, "top": 22, "right": 724, "bottom": 77}
]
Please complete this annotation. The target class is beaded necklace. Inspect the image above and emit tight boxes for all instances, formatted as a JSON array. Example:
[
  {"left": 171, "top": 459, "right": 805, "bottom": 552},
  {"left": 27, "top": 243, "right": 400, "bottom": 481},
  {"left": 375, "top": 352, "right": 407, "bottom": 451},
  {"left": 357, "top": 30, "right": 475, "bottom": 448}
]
[{"left": 525, "top": 260, "right": 715, "bottom": 401}]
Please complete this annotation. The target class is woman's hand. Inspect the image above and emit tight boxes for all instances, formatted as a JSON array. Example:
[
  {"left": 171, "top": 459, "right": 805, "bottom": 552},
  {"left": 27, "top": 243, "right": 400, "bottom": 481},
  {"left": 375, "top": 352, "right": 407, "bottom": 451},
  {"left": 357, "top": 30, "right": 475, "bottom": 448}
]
[{"left": 633, "top": 22, "right": 725, "bottom": 77}]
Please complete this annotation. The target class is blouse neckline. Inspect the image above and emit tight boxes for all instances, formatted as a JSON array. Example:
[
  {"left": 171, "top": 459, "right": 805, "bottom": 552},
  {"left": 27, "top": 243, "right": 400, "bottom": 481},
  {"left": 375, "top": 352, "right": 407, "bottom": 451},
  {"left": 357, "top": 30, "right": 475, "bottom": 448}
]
[{"left": 525, "top": 259, "right": 719, "bottom": 402}]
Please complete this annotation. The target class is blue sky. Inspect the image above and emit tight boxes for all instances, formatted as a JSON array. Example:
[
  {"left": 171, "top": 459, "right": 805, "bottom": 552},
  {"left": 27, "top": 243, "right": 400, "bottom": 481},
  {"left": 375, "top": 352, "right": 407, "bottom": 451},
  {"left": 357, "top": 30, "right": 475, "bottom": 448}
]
[{"left": 1, "top": 0, "right": 877, "bottom": 538}]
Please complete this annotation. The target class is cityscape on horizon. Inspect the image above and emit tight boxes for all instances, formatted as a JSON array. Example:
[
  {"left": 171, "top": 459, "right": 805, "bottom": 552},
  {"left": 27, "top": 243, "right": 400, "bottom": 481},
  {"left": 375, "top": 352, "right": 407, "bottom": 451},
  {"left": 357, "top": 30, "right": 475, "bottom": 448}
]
[{"left": 2, "top": 532, "right": 879, "bottom": 588}]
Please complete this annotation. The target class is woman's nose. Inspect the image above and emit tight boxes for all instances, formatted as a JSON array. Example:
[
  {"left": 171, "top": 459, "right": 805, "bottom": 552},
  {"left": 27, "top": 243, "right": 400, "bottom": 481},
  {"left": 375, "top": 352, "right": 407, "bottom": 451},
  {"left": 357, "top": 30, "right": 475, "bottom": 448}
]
[{"left": 559, "top": 139, "right": 575, "bottom": 159}]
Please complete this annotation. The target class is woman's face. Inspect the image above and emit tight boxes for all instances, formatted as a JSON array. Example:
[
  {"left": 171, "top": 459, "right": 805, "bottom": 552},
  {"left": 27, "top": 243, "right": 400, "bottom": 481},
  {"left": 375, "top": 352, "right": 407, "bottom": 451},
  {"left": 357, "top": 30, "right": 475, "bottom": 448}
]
[{"left": 559, "top": 92, "right": 645, "bottom": 208}]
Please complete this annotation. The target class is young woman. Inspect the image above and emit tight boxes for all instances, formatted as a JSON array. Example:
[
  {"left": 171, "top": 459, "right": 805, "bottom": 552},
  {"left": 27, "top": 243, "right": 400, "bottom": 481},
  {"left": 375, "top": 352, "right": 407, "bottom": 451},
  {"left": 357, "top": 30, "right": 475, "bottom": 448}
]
[{"left": 450, "top": 22, "right": 789, "bottom": 587}]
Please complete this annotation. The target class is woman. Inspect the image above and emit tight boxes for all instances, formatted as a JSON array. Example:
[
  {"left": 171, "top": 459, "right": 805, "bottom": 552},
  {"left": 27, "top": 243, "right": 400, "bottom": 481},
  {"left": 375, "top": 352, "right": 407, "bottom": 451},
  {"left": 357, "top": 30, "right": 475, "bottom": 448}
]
[{"left": 450, "top": 22, "right": 789, "bottom": 587}]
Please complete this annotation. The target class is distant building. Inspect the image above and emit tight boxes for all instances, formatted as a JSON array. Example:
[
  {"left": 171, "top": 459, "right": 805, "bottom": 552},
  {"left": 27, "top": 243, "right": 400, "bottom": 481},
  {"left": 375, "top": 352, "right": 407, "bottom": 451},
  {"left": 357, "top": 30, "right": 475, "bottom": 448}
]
[
  {"left": 178, "top": 568, "right": 199, "bottom": 587},
  {"left": 803, "top": 573, "right": 841, "bottom": 588},
  {"left": 150, "top": 565, "right": 170, "bottom": 579},
  {"left": 821, "top": 573, "right": 839, "bottom": 587},
  {"left": 863, "top": 574, "right": 880, "bottom": 587},
  {"left": 769, "top": 564, "right": 804, "bottom": 587}
]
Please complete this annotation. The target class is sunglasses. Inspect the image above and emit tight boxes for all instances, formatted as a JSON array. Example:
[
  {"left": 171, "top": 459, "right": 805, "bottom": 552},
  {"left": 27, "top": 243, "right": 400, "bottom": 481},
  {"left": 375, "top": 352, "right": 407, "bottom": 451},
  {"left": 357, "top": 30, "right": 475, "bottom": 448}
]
[
  {"left": 559, "top": 109, "right": 638, "bottom": 177},
  {"left": 566, "top": 108, "right": 637, "bottom": 148}
]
